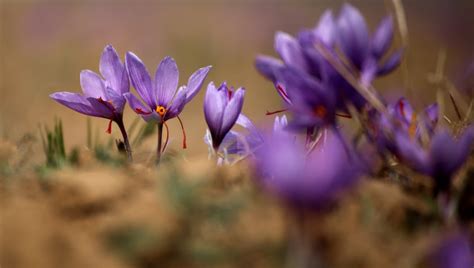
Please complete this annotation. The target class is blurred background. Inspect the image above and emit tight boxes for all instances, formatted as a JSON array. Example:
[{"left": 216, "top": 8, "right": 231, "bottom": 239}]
[{"left": 1, "top": 0, "right": 473, "bottom": 156}]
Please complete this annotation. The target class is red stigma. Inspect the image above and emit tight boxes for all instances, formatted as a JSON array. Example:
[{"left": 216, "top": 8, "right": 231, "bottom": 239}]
[
  {"left": 265, "top": 108, "right": 288, "bottom": 115},
  {"left": 106, "top": 120, "right": 113, "bottom": 134},
  {"left": 162, "top": 121, "right": 170, "bottom": 153},
  {"left": 276, "top": 84, "right": 290, "bottom": 100},
  {"left": 135, "top": 108, "right": 151, "bottom": 115},
  {"left": 398, "top": 100, "right": 406, "bottom": 118},
  {"left": 177, "top": 116, "right": 187, "bottom": 149}
]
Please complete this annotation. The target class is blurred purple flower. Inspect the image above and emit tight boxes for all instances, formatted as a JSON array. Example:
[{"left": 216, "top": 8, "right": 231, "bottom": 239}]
[
  {"left": 255, "top": 4, "right": 402, "bottom": 125},
  {"left": 50, "top": 45, "right": 129, "bottom": 130},
  {"left": 394, "top": 127, "right": 474, "bottom": 195},
  {"left": 204, "top": 82, "right": 245, "bottom": 151},
  {"left": 337, "top": 4, "right": 403, "bottom": 84},
  {"left": 368, "top": 97, "right": 439, "bottom": 155},
  {"left": 124, "top": 52, "right": 211, "bottom": 123},
  {"left": 429, "top": 233, "right": 473, "bottom": 268},
  {"left": 275, "top": 67, "right": 337, "bottom": 130},
  {"left": 254, "top": 128, "right": 361, "bottom": 210}
]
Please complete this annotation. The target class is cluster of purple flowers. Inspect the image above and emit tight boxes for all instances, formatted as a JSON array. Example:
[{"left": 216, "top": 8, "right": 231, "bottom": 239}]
[{"left": 50, "top": 4, "right": 473, "bottom": 226}]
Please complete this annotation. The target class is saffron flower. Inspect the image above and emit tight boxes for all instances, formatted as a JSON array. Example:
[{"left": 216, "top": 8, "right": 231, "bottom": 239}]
[
  {"left": 336, "top": 4, "right": 402, "bottom": 85},
  {"left": 204, "top": 114, "right": 263, "bottom": 165},
  {"left": 204, "top": 82, "right": 245, "bottom": 152},
  {"left": 254, "top": 128, "right": 361, "bottom": 210},
  {"left": 275, "top": 66, "right": 337, "bottom": 130},
  {"left": 394, "top": 127, "right": 474, "bottom": 196},
  {"left": 50, "top": 45, "right": 132, "bottom": 160},
  {"left": 124, "top": 52, "right": 211, "bottom": 161}
]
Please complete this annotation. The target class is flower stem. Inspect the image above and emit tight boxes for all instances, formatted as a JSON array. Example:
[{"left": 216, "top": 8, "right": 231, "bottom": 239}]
[
  {"left": 156, "top": 122, "right": 164, "bottom": 165},
  {"left": 117, "top": 118, "right": 133, "bottom": 161}
]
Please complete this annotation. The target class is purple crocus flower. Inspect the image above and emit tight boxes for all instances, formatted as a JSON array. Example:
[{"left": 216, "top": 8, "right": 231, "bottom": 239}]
[
  {"left": 428, "top": 233, "right": 473, "bottom": 268},
  {"left": 50, "top": 45, "right": 132, "bottom": 159},
  {"left": 124, "top": 52, "right": 211, "bottom": 123},
  {"left": 367, "top": 97, "right": 439, "bottom": 157},
  {"left": 275, "top": 66, "right": 338, "bottom": 130},
  {"left": 337, "top": 4, "right": 403, "bottom": 85},
  {"left": 123, "top": 52, "right": 211, "bottom": 161},
  {"left": 254, "top": 128, "right": 361, "bottom": 210},
  {"left": 204, "top": 82, "right": 245, "bottom": 151},
  {"left": 204, "top": 114, "right": 263, "bottom": 165},
  {"left": 394, "top": 127, "right": 474, "bottom": 196}
]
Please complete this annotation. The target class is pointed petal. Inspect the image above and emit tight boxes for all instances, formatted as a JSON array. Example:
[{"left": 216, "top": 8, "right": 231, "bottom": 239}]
[
  {"left": 372, "top": 16, "right": 394, "bottom": 59},
  {"left": 103, "top": 87, "right": 126, "bottom": 113},
  {"left": 80, "top": 70, "right": 106, "bottom": 98},
  {"left": 314, "top": 10, "right": 336, "bottom": 46},
  {"left": 99, "top": 45, "right": 129, "bottom": 95},
  {"left": 255, "top": 55, "right": 284, "bottom": 82},
  {"left": 204, "top": 82, "right": 228, "bottom": 147},
  {"left": 166, "top": 86, "right": 187, "bottom": 120},
  {"left": 430, "top": 128, "right": 474, "bottom": 178},
  {"left": 155, "top": 56, "right": 179, "bottom": 107},
  {"left": 394, "top": 131, "right": 430, "bottom": 174},
  {"left": 125, "top": 52, "right": 154, "bottom": 107},
  {"left": 220, "top": 88, "right": 245, "bottom": 138},
  {"left": 337, "top": 4, "right": 370, "bottom": 69},
  {"left": 185, "top": 65, "right": 211, "bottom": 104},
  {"left": 274, "top": 32, "right": 308, "bottom": 72},
  {"left": 377, "top": 49, "right": 403, "bottom": 76},
  {"left": 124, "top": 92, "right": 151, "bottom": 114},
  {"left": 360, "top": 58, "right": 378, "bottom": 86},
  {"left": 50, "top": 92, "right": 110, "bottom": 118}
]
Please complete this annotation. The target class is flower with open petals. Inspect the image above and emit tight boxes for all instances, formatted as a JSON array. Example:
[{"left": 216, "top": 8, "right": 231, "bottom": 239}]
[
  {"left": 204, "top": 82, "right": 245, "bottom": 151},
  {"left": 50, "top": 45, "right": 129, "bottom": 132},
  {"left": 254, "top": 128, "right": 361, "bottom": 210},
  {"left": 124, "top": 52, "right": 211, "bottom": 123}
]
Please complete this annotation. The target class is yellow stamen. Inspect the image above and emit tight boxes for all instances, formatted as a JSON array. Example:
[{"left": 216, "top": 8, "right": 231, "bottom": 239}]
[{"left": 155, "top": 106, "right": 167, "bottom": 117}]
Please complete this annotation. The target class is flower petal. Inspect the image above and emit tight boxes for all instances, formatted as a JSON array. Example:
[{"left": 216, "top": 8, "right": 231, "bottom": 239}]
[
  {"left": 337, "top": 4, "right": 370, "bottom": 69},
  {"left": 124, "top": 92, "right": 151, "bottom": 114},
  {"left": 255, "top": 55, "right": 284, "bottom": 83},
  {"left": 394, "top": 131, "right": 430, "bottom": 174},
  {"left": 50, "top": 92, "right": 110, "bottom": 118},
  {"left": 314, "top": 10, "right": 336, "bottom": 46},
  {"left": 274, "top": 31, "right": 308, "bottom": 72},
  {"left": 125, "top": 52, "right": 154, "bottom": 107},
  {"left": 103, "top": 87, "right": 126, "bottom": 113},
  {"left": 80, "top": 70, "right": 106, "bottom": 98},
  {"left": 377, "top": 49, "right": 403, "bottom": 76},
  {"left": 220, "top": 88, "right": 245, "bottom": 139},
  {"left": 430, "top": 128, "right": 474, "bottom": 179},
  {"left": 185, "top": 65, "right": 212, "bottom": 104},
  {"left": 372, "top": 16, "right": 394, "bottom": 59},
  {"left": 100, "top": 45, "right": 129, "bottom": 95},
  {"left": 204, "top": 82, "right": 228, "bottom": 148},
  {"left": 155, "top": 56, "right": 179, "bottom": 107},
  {"left": 165, "top": 86, "right": 187, "bottom": 120}
]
